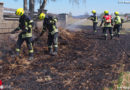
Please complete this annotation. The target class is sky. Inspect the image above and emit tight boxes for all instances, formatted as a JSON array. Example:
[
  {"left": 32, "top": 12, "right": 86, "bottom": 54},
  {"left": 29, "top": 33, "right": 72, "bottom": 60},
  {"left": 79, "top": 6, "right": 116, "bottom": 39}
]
[{"left": 1, "top": 0, "right": 130, "bottom": 16}]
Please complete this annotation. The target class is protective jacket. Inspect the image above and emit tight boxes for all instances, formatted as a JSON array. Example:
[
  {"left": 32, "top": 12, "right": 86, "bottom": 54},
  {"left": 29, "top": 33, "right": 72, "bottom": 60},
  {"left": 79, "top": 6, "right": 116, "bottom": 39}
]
[
  {"left": 89, "top": 14, "right": 98, "bottom": 23},
  {"left": 100, "top": 14, "right": 113, "bottom": 27},
  {"left": 15, "top": 14, "right": 33, "bottom": 38},
  {"left": 114, "top": 16, "right": 121, "bottom": 25},
  {"left": 42, "top": 15, "right": 58, "bottom": 35}
]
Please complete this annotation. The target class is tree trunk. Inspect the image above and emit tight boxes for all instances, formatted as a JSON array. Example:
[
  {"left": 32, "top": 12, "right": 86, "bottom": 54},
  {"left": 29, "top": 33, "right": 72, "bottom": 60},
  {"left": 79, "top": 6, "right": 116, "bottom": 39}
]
[
  {"left": 29, "top": 0, "right": 35, "bottom": 14},
  {"left": 40, "top": 0, "right": 42, "bottom": 6},
  {"left": 24, "top": 0, "right": 27, "bottom": 13},
  {"left": 38, "top": 0, "right": 47, "bottom": 14}
]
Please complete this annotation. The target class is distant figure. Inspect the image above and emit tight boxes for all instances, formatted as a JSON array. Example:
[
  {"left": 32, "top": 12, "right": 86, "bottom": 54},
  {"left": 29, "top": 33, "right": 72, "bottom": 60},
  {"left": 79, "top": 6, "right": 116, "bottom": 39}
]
[
  {"left": 113, "top": 11, "right": 121, "bottom": 37},
  {"left": 100, "top": 10, "right": 113, "bottom": 40},
  {"left": 88, "top": 10, "right": 98, "bottom": 32},
  {"left": 11, "top": 8, "right": 34, "bottom": 60}
]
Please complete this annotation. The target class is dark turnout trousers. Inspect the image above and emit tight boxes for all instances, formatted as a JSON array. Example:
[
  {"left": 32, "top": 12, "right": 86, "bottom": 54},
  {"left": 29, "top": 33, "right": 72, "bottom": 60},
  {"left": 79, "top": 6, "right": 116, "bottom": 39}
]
[
  {"left": 93, "top": 22, "right": 98, "bottom": 32},
  {"left": 16, "top": 36, "right": 33, "bottom": 56},
  {"left": 103, "top": 27, "right": 113, "bottom": 40},
  {"left": 113, "top": 24, "right": 121, "bottom": 35},
  {"left": 48, "top": 32, "right": 58, "bottom": 53}
]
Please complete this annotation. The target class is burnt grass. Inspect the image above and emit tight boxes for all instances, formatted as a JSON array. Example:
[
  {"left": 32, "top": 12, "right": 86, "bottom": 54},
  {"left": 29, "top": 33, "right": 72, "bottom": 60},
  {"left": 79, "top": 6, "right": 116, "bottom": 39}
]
[{"left": 0, "top": 28, "right": 130, "bottom": 90}]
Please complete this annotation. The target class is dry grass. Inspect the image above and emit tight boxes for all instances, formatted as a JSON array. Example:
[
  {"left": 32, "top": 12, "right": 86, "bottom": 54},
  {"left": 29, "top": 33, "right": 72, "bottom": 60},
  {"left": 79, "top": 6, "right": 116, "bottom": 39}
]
[
  {"left": 118, "top": 72, "right": 130, "bottom": 90},
  {"left": 104, "top": 72, "right": 130, "bottom": 90}
]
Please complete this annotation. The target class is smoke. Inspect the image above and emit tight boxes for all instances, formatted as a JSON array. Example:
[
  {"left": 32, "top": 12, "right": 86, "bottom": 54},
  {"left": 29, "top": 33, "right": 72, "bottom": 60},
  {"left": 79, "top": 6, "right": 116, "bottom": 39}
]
[{"left": 65, "top": 19, "right": 87, "bottom": 31}]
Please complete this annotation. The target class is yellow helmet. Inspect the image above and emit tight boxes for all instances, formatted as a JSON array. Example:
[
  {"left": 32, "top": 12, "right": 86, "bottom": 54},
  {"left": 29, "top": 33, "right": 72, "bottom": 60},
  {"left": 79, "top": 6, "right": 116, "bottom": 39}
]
[
  {"left": 15, "top": 8, "right": 24, "bottom": 16},
  {"left": 39, "top": 13, "right": 46, "bottom": 20},
  {"left": 114, "top": 11, "right": 119, "bottom": 15},
  {"left": 92, "top": 10, "right": 96, "bottom": 14},
  {"left": 104, "top": 10, "right": 109, "bottom": 14}
]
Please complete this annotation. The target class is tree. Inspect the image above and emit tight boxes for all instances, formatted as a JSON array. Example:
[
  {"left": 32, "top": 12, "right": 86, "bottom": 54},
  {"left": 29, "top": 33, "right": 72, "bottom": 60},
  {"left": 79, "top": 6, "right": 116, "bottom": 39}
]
[
  {"left": 38, "top": 0, "right": 47, "bottom": 14},
  {"left": 38, "top": 0, "right": 86, "bottom": 13},
  {"left": 29, "top": 0, "right": 35, "bottom": 14},
  {"left": 38, "top": 0, "right": 56, "bottom": 14},
  {"left": 24, "top": 0, "right": 27, "bottom": 13},
  {"left": 39, "top": 0, "right": 42, "bottom": 6},
  {"left": 15, "top": 0, "right": 87, "bottom": 15},
  {"left": 16, "top": 0, "right": 86, "bottom": 14}
]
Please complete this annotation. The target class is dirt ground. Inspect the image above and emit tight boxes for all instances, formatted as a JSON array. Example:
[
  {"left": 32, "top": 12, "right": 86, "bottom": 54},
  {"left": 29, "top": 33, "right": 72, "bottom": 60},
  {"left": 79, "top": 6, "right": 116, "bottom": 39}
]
[{"left": 0, "top": 25, "right": 130, "bottom": 90}]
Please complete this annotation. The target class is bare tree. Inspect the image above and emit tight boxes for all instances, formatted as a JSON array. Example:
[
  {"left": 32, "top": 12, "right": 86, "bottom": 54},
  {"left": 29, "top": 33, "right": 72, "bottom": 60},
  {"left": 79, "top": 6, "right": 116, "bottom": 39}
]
[
  {"left": 37, "top": 0, "right": 56, "bottom": 14},
  {"left": 24, "top": 0, "right": 28, "bottom": 13},
  {"left": 15, "top": 0, "right": 86, "bottom": 12},
  {"left": 38, "top": 0, "right": 47, "bottom": 13},
  {"left": 38, "top": 0, "right": 86, "bottom": 13},
  {"left": 29, "top": 0, "right": 35, "bottom": 14},
  {"left": 15, "top": 0, "right": 86, "bottom": 15},
  {"left": 39, "top": 0, "right": 42, "bottom": 6}
]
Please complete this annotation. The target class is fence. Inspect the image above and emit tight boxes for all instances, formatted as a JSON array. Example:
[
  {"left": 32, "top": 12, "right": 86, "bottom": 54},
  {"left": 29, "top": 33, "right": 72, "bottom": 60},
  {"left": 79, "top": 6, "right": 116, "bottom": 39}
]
[{"left": 4, "top": 8, "right": 16, "bottom": 16}]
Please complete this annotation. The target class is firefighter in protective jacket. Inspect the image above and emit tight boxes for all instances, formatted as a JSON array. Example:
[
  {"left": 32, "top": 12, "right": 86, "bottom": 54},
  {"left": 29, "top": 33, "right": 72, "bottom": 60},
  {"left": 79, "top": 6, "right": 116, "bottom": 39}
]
[
  {"left": 11, "top": 8, "right": 34, "bottom": 60},
  {"left": 88, "top": 10, "right": 98, "bottom": 32},
  {"left": 113, "top": 11, "right": 121, "bottom": 37},
  {"left": 100, "top": 10, "right": 113, "bottom": 40},
  {"left": 39, "top": 13, "right": 58, "bottom": 56}
]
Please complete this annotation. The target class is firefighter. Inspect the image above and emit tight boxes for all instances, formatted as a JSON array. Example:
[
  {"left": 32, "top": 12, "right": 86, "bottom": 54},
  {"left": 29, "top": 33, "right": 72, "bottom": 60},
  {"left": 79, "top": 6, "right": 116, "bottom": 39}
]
[
  {"left": 88, "top": 10, "right": 98, "bottom": 32},
  {"left": 11, "top": 8, "right": 34, "bottom": 60},
  {"left": 100, "top": 10, "right": 113, "bottom": 40},
  {"left": 38, "top": 13, "right": 58, "bottom": 56},
  {"left": 113, "top": 11, "right": 121, "bottom": 37}
]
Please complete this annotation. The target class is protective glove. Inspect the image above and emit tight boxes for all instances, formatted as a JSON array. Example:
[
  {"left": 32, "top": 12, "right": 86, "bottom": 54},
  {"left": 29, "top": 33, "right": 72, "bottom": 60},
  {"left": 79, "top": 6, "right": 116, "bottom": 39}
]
[{"left": 11, "top": 28, "right": 20, "bottom": 34}]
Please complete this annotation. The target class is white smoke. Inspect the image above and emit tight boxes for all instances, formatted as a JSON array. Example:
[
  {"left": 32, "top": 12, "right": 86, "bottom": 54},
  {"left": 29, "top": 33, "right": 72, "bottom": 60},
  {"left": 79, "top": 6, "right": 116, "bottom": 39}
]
[{"left": 65, "top": 19, "right": 87, "bottom": 31}]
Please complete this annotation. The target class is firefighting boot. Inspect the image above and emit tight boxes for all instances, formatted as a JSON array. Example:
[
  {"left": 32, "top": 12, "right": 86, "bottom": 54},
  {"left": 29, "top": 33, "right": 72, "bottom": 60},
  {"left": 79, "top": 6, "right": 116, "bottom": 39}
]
[
  {"left": 104, "top": 34, "right": 107, "bottom": 40},
  {"left": 52, "top": 47, "right": 58, "bottom": 56},
  {"left": 48, "top": 48, "right": 53, "bottom": 55},
  {"left": 117, "top": 33, "right": 120, "bottom": 38},
  {"left": 111, "top": 34, "right": 113, "bottom": 40},
  {"left": 28, "top": 53, "right": 34, "bottom": 60},
  {"left": 104, "top": 36, "right": 107, "bottom": 40}
]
